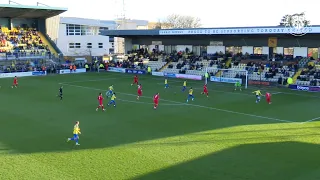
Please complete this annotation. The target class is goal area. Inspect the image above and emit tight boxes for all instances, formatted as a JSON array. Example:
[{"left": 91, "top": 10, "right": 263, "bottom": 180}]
[{"left": 205, "top": 68, "right": 248, "bottom": 89}]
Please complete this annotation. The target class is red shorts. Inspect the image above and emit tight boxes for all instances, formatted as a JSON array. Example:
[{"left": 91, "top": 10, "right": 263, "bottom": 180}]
[
  {"left": 13, "top": 81, "right": 17, "bottom": 84},
  {"left": 154, "top": 100, "right": 158, "bottom": 104},
  {"left": 204, "top": 90, "right": 208, "bottom": 93},
  {"left": 99, "top": 102, "right": 103, "bottom": 106},
  {"left": 266, "top": 98, "right": 270, "bottom": 101},
  {"left": 134, "top": 79, "right": 138, "bottom": 82},
  {"left": 138, "top": 91, "right": 142, "bottom": 96}
]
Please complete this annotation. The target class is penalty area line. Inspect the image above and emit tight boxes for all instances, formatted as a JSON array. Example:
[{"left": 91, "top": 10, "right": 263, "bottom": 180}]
[
  {"left": 156, "top": 83, "right": 283, "bottom": 97},
  {"left": 61, "top": 83, "right": 295, "bottom": 124}
]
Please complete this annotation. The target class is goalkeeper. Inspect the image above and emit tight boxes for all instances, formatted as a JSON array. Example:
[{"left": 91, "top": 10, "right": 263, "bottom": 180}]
[{"left": 234, "top": 81, "right": 242, "bottom": 91}]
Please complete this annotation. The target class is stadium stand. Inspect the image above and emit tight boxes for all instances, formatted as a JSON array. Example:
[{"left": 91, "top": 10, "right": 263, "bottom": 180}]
[
  {"left": 159, "top": 49, "right": 301, "bottom": 85},
  {"left": 124, "top": 49, "right": 169, "bottom": 71},
  {"left": 229, "top": 61, "right": 296, "bottom": 83},
  {"left": 161, "top": 51, "right": 227, "bottom": 75},
  {"left": 0, "top": 4, "right": 67, "bottom": 72},
  {"left": 296, "top": 60, "right": 320, "bottom": 86}
]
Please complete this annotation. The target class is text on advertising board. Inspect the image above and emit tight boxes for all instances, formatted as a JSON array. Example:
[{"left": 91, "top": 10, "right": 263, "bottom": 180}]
[
  {"left": 0, "top": 71, "right": 47, "bottom": 78},
  {"left": 159, "top": 27, "right": 320, "bottom": 35},
  {"left": 297, "top": 86, "right": 309, "bottom": 91},
  {"left": 108, "top": 67, "right": 126, "bottom": 73},
  {"left": 151, "top": 72, "right": 164, "bottom": 76},
  {"left": 289, "top": 84, "right": 320, "bottom": 92},
  {"left": 0, "top": 72, "right": 32, "bottom": 78},
  {"left": 125, "top": 69, "right": 146, "bottom": 74},
  {"left": 59, "top": 68, "right": 86, "bottom": 74},
  {"left": 32, "top": 71, "right": 47, "bottom": 76},
  {"left": 163, "top": 73, "right": 176, "bottom": 78},
  {"left": 210, "top": 76, "right": 242, "bottom": 84}
]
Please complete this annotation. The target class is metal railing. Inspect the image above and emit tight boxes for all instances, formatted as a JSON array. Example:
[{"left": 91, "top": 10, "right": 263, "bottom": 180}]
[{"left": 0, "top": 52, "right": 53, "bottom": 61}]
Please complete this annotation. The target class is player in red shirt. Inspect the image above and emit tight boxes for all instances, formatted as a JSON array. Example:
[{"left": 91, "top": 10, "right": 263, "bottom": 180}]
[
  {"left": 201, "top": 84, "right": 209, "bottom": 97},
  {"left": 266, "top": 92, "right": 271, "bottom": 104},
  {"left": 12, "top": 76, "right": 18, "bottom": 88},
  {"left": 131, "top": 75, "right": 138, "bottom": 86},
  {"left": 137, "top": 84, "right": 142, "bottom": 100},
  {"left": 153, "top": 93, "right": 159, "bottom": 109},
  {"left": 96, "top": 93, "right": 105, "bottom": 111}
]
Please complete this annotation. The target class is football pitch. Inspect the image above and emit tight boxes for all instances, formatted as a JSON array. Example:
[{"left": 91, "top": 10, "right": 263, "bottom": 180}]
[{"left": 1, "top": 72, "right": 320, "bottom": 180}]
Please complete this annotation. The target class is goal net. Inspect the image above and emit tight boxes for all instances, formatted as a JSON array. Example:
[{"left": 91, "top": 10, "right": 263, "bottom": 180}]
[{"left": 205, "top": 67, "right": 248, "bottom": 89}]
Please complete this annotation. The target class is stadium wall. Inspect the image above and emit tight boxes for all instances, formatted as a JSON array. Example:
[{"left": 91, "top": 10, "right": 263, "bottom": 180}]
[
  {"left": 57, "top": 23, "right": 110, "bottom": 56},
  {"left": 128, "top": 35, "right": 320, "bottom": 47},
  {"left": 46, "top": 15, "right": 60, "bottom": 43}
]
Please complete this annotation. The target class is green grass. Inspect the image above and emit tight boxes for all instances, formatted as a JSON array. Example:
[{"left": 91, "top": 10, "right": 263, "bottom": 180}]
[{"left": 1, "top": 72, "right": 320, "bottom": 180}]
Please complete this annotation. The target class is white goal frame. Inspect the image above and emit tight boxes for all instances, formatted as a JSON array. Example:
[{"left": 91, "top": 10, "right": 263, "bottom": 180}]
[{"left": 205, "top": 67, "right": 249, "bottom": 89}]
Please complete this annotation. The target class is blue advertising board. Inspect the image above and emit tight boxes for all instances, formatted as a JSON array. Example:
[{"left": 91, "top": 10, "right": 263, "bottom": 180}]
[
  {"left": 32, "top": 71, "right": 47, "bottom": 76},
  {"left": 125, "top": 69, "right": 146, "bottom": 74},
  {"left": 163, "top": 73, "right": 177, "bottom": 78},
  {"left": 309, "top": 86, "right": 320, "bottom": 92},
  {"left": 289, "top": 84, "right": 320, "bottom": 92},
  {"left": 289, "top": 84, "right": 309, "bottom": 91}
]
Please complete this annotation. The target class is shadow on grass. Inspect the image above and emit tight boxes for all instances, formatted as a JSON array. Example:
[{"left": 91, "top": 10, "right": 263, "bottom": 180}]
[{"left": 133, "top": 141, "right": 320, "bottom": 180}]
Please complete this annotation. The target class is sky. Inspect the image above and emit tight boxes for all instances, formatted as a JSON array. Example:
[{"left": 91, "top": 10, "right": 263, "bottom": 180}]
[{"left": 0, "top": 0, "right": 319, "bottom": 27}]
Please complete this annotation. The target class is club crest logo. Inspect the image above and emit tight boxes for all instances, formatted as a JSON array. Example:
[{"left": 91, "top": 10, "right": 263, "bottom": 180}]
[{"left": 282, "top": 13, "right": 311, "bottom": 36}]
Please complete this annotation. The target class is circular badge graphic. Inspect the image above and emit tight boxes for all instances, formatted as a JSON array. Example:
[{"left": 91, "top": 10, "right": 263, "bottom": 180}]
[{"left": 284, "top": 13, "right": 311, "bottom": 36}]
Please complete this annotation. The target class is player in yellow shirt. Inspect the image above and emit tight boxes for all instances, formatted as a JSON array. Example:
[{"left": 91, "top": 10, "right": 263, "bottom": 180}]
[
  {"left": 108, "top": 93, "right": 116, "bottom": 107},
  {"left": 186, "top": 87, "right": 194, "bottom": 102},
  {"left": 182, "top": 81, "right": 187, "bottom": 92},
  {"left": 106, "top": 85, "right": 114, "bottom": 98},
  {"left": 67, "top": 121, "right": 81, "bottom": 145},
  {"left": 252, "top": 90, "right": 262, "bottom": 103},
  {"left": 164, "top": 79, "right": 169, "bottom": 88}
]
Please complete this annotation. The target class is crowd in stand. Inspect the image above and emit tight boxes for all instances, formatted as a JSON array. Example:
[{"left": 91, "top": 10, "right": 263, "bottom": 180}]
[
  {"left": 297, "top": 60, "right": 320, "bottom": 85},
  {"left": 0, "top": 26, "right": 51, "bottom": 58}
]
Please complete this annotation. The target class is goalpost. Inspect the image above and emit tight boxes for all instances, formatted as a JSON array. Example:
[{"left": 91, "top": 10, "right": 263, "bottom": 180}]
[{"left": 205, "top": 67, "right": 249, "bottom": 89}]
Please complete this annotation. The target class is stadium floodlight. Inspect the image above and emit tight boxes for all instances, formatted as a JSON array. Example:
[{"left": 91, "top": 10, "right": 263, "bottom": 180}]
[
  {"left": 205, "top": 67, "right": 248, "bottom": 89},
  {"left": 8, "top": 0, "right": 21, "bottom": 5},
  {"left": 36, "top": 2, "right": 50, "bottom": 7}
]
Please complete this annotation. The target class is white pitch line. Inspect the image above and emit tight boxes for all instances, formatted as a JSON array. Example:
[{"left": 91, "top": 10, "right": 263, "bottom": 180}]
[
  {"left": 60, "top": 83, "right": 295, "bottom": 123},
  {"left": 302, "top": 117, "right": 320, "bottom": 123},
  {"left": 183, "top": 103, "right": 293, "bottom": 123},
  {"left": 156, "top": 83, "right": 282, "bottom": 97}
]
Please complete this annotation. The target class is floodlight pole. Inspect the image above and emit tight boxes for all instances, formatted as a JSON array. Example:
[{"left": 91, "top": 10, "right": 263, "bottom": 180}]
[
  {"left": 8, "top": 0, "right": 21, "bottom": 5},
  {"left": 37, "top": 2, "right": 50, "bottom": 7}
]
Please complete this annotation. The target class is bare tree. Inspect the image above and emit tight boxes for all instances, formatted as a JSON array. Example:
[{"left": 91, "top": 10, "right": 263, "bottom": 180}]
[
  {"left": 154, "top": 20, "right": 163, "bottom": 29},
  {"left": 280, "top": 12, "right": 310, "bottom": 27},
  {"left": 161, "top": 14, "right": 201, "bottom": 29}
]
